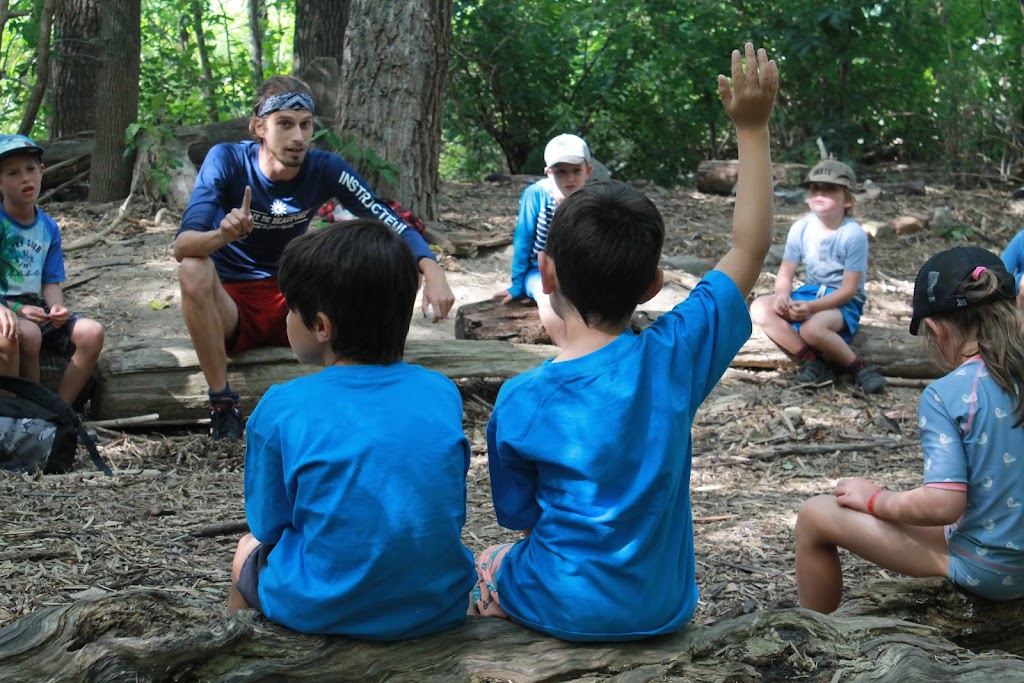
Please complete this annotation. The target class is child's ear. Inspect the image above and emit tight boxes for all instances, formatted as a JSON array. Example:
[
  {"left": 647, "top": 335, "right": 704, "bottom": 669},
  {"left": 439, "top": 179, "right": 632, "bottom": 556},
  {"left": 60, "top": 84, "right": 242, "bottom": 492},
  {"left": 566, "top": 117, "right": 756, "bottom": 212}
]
[
  {"left": 313, "top": 312, "right": 333, "bottom": 343},
  {"left": 638, "top": 267, "right": 664, "bottom": 304},
  {"left": 539, "top": 252, "right": 559, "bottom": 295}
]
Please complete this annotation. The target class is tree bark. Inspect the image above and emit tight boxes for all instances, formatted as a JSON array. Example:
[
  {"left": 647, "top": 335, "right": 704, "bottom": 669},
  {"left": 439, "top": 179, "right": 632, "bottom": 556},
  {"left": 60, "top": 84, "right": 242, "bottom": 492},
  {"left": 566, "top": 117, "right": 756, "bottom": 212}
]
[
  {"left": 16, "top": 0, "right": 55, "bottom": 136},
  {"left": 292, "top": 0, "right": 348, "bottom": 126},
  {"left": 0, "top": 579, "right": 1020, "bottom": 682},
  {"left": 190, "top": 0, "right": 219, "bottom": 123},
  {"left": 52, "top": 0, "right": 101, "bottom": 139},
  {"left": 87, "top": 0, "right": 141, "bottom": 203},
  {"left": 339, "top": 0, "right": 452, "bottom": 219},
  {"left": 247, "top": 0, "right": 266, "bottom": 85},
  {"left": 697, "top": 160, "right": 808, "bottom": 195}
]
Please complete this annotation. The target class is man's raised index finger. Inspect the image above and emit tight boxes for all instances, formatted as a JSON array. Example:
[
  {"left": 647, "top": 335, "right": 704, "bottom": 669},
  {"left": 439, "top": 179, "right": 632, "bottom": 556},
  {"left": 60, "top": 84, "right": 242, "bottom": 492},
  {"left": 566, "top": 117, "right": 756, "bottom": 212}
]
[{"left": 241, "top": 185, "right": 252, "bottom": 214}]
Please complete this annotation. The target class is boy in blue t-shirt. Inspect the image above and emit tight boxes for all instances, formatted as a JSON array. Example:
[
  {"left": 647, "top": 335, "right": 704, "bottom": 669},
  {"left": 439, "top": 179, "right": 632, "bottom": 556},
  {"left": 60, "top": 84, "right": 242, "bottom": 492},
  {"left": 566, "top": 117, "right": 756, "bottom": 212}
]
[
  {"left": 750, "top": 159, "right": 886, "bottom": 394},
  {"left": 226, "top": 219, "right": 475, "bottom": 640},
  {"left": 1001, "top": 229, "right": 1024, "bottom": 309},
  {"left": 0, "top": 134, "right": 104, "bottom": 405},
  {"left": 494, "top": 133, "right": 593, "bottom": 346},
  {"left": 470, "top": 44, "right": 778, "bottom": 641}
]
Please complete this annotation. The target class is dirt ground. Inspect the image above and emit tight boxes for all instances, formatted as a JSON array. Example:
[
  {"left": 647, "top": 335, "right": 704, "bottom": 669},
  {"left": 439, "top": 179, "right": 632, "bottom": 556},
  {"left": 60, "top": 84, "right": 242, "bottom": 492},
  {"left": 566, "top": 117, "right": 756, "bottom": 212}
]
[{"left": 1, "top": 169, "right": 1022, "bottom": 634}]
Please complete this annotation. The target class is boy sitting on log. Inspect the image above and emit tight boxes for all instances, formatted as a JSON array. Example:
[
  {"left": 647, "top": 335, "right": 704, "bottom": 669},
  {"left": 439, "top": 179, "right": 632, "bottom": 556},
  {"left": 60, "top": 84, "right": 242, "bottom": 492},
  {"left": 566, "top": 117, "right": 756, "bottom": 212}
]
[
  {"left": 0, "top": 134, "right": 104, "bottom": 406},
  {"left": 494, "top": 133, "right": 594, "bottom": 347},
  {"left": 469, "top": 44, "right": 778, "bottom": 640},
  {"left": 750, "top": 159, "right": 887, "bottom": 394},
  {"left": 227, "top": 219, "right": 475, "bottom": 639}
]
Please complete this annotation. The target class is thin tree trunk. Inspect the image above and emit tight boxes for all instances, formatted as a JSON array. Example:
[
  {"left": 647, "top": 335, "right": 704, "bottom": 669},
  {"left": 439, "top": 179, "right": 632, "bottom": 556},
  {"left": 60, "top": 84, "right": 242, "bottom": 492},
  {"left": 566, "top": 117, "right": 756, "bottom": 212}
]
[
  {"left": 340, "top": 0, "right": 452, "bottom": 219},
  {"left": 248, "top": 0, "right": 265, "bottom": 85},
  {"left": 17, "top": 0, "right": 55, "bottom": 136},
  {"left": 88, "top": 0, "right": 141, "bottom": 203},
  {"left": 191, "top": 0, "right": 219, "bottom": 123}
]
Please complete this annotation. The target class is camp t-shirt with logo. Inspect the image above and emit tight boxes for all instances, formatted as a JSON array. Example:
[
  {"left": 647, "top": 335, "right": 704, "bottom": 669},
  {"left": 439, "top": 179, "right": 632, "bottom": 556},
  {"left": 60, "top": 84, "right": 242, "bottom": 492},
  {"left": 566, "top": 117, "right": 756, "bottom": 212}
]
[
  {"left": 177, "top": 141, "right": 434, "bottom": 282},
  {"left": 0, "top": 206, "right": 65, "bottom": 298}
]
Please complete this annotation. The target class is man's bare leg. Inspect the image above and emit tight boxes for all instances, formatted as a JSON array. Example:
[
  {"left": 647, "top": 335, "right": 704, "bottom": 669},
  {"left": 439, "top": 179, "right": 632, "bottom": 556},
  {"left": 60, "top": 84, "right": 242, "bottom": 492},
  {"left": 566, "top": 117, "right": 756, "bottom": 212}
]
[{"left": 178, "top": 257, "right": 239, "bottom": 392}]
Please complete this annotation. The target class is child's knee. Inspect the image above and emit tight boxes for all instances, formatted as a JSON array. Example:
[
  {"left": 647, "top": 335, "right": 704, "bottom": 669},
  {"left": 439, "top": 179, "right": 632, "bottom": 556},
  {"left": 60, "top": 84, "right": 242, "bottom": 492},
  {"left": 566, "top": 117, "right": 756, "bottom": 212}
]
[
  {"left": 72, "top": 319, "right": 105, "bottom": 353},
  {"left": 18, "top": 320, "right": 41, "bottom": 352},
  {"left": 232, "top": 533, "right": 259, "bottom": 576},
  {"left": 796, "top": 495, "right": 839, "bottom": 537},
  {"left": 749, "top": 295, "right": 775, "bottom": 324}
]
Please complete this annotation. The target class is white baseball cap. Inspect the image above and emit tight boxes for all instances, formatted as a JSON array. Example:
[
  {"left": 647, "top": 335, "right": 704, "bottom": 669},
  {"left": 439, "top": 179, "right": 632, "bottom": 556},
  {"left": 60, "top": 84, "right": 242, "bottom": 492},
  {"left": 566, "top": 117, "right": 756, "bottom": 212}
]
[{"left": 544, "top": 134, "right": 591, "bottom": 167}]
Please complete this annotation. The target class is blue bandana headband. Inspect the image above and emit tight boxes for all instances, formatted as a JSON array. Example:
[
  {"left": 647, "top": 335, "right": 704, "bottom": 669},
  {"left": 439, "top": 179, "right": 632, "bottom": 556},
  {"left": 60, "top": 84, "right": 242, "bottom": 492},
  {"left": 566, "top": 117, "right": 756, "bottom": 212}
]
[{"left": 256, "top": 92, "right": 314, "bottom": 117}]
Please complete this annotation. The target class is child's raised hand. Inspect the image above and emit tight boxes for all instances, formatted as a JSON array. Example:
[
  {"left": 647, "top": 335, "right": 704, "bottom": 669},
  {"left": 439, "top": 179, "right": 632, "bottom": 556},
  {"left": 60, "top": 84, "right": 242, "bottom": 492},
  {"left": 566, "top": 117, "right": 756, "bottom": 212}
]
[{"left": 718, "top": 43, "right": 778, "bottom": 129}]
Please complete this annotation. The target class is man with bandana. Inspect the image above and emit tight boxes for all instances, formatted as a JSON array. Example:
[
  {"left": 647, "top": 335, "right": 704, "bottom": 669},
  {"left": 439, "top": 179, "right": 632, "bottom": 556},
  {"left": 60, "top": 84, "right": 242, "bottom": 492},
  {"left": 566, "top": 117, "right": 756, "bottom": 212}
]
[{"left": 174, "top": 75, "right": 456, "bottom": 441}]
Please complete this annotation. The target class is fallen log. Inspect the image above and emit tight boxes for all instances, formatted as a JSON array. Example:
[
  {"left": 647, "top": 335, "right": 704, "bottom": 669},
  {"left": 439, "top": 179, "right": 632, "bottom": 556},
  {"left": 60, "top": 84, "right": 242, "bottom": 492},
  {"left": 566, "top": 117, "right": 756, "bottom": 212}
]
[
  {"left": 0, "top": 578, "right": 1020, "bottom": 682},
  {"left": 454, "top": 299, "right": 941, "bottom": 379},
  {"left": 91, "top": 338, "right": 554, "bottom": 423},
  {"left": 696, "top": 160, "right": 807, "bottom": 195}
]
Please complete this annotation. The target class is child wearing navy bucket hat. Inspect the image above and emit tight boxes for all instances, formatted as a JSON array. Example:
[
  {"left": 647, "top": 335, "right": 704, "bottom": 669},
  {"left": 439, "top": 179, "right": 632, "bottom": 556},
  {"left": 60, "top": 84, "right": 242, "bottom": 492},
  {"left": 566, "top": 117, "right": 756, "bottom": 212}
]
[{"left": 795, "top": 246, "right": 1024, "bottom": 613}]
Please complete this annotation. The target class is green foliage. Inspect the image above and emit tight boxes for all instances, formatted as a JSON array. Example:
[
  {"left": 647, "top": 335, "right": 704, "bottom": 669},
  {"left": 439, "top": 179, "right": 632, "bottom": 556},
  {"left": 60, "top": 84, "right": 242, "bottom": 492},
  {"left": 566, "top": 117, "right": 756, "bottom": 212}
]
[
  {"left": 0, "top": 0, "right": 49, "bottom": 139},
  {"left": 312, "top": 129, "right": 401, "bottom": 188}
]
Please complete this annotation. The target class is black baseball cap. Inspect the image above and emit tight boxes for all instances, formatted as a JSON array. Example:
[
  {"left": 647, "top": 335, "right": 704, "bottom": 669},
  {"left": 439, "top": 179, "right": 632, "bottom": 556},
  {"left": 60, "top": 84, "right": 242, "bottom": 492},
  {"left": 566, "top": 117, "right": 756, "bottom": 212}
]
[{"left": 910, "top": 246, "right": 1015, "bottom": 335}]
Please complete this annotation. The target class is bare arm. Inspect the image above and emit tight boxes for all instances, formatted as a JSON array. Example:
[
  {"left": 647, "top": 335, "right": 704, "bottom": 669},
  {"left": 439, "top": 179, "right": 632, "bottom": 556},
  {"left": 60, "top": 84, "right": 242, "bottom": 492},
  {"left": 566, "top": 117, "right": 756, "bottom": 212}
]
[
  {"left": 713, "top": 44, "right": 778, "bottom": 298},
  {"left": 836, "top": 477, "right": 966, "bottom": 526}
]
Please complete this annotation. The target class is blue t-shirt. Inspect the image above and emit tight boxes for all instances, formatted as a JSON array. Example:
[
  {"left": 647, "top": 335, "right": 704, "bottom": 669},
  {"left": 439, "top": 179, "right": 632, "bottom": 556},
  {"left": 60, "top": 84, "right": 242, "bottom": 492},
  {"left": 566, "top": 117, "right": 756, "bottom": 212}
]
[
  {"left": 920, "top": 358, "right": 1024, "bottom": 573},
  {"left": 782, "top": 216, "right": 868, "bottom": 302},
  {"left": 507, "top": 178, "right": 558, "bottom": 299},
  {"left": 244, "top": 363, "right": 476, "bottom": 639},
  {"left": 487, "top": 270, "right": 751, "bottom": 641},
  {"left": 1002, "top": 229, "right": 1024, "bottom": 293},
  {"left": 178, "top": 142, "right": 434, "bottom": 281},
  {"left": 0, "top": 206, "right": 65, "bottom": 297}
]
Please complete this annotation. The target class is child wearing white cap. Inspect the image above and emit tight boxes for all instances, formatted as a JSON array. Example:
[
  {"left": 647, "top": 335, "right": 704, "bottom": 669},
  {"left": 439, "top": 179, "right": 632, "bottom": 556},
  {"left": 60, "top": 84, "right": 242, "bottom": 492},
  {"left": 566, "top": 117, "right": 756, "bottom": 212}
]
[{"left": 493, "top": 134, "right": 593, "bottom": 346}]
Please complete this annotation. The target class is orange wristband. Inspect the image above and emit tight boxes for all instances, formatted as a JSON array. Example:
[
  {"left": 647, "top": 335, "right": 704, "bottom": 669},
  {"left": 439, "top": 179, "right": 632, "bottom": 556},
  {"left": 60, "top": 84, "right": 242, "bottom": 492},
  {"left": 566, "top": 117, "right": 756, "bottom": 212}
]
[{"left": 867, "top": 489, "right": 884, "bottom": 516}]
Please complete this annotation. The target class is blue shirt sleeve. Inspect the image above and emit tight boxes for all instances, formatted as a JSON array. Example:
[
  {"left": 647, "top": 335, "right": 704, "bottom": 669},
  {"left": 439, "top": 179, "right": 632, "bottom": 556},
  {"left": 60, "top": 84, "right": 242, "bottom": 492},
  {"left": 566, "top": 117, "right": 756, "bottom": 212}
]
[
  {"left": 40, "top": 213, "right": 66, "bottom": 285},
  {"left": 244, "top": 389, "right": 293, "bottom": 545},
  {"left": 1002, "top": 230, "right": 1024, "bottom": 292},
  {"left": 782, "top": 219, "right": 806, "bottom": 264},
  {"left": 487, "top": 404, "right": 541, "bottom": 530},
  {"left": 508, "top": 183, "right": 544, "bottom": 299},
  {"left": 328, "top": 156, "right": 436, "bottom": 263},
  {"left": 841, "top": 221, "right": 869, "bottom": 273},
  {"left": 919, "top": 385, "right": 968, "bottom": 485},
  {"left": 179, "top": 143, "right": 235, "bottom": 236}
]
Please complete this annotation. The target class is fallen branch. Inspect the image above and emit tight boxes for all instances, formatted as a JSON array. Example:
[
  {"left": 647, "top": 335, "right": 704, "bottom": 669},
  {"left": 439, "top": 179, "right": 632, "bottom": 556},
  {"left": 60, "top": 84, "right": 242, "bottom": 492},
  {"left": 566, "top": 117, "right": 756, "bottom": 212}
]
[
  {"left": 86, "top": 414, "right": 161, "bottom": 429},
  {"left": 191, "top": 520, "right": 249, "bottom": 538},
  {"left": 754, "top": 439, "right": 902, "bottom": 459}
]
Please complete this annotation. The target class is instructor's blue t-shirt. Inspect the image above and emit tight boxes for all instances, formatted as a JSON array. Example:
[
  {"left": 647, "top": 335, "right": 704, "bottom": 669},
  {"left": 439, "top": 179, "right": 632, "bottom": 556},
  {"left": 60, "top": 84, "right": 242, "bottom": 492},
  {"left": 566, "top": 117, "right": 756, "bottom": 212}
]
[
  {"left": 486, "top": 270, "right": 751, "bottom": 641},
  {"left": 178, "top": 142, "right": 434, "bottom": 281}
]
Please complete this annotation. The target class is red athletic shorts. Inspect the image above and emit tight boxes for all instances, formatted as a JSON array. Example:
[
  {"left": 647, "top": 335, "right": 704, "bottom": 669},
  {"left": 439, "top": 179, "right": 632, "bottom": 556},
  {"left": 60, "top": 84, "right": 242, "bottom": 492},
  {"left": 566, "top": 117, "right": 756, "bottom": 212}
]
[{"left": 222, "top": 277, "right": 290, "bottom": 354}]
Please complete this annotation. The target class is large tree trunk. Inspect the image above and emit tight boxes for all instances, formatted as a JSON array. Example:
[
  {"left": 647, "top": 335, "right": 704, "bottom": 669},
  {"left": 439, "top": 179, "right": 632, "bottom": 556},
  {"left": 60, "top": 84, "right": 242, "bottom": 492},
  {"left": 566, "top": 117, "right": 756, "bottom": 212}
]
[
  {"left": 339, "top": 0, "right": 451, "bottom": 219},
  {"left": 52, "top": 0, "right": 101, "bottom": 139},
  {"left": 189, "top": 0, "right": 218, "bottom": 123},
  {"left": 292, "top": 0, "right": 349, "bottom": 126},
  {"left": 0, "top": 579, "right": 1020, "bottom": 682},
  {"left": 87, "top": 0, "right": 141, "bottom": 203}
]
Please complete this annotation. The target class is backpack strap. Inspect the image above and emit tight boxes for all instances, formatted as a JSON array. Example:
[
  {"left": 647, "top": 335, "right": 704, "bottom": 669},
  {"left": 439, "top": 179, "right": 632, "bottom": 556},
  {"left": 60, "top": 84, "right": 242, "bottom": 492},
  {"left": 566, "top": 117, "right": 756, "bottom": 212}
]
[{"left": 0, "top": 375, "right": 112, "bottom": 477}]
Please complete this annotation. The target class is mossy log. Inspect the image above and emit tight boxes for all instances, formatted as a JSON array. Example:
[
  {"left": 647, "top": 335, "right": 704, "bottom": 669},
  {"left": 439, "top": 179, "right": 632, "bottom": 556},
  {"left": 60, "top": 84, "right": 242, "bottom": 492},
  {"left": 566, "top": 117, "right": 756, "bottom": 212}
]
[{"left": 0, "top": 578, "right": 1020, "bottom": 682}]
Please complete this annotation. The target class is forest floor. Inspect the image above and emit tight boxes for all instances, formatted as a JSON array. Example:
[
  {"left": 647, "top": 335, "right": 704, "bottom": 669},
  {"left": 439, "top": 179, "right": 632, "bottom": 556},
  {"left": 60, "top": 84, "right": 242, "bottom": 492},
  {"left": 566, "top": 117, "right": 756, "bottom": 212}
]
[{"left": 1, "top": 167, "right": 1022, "bottom": 632}]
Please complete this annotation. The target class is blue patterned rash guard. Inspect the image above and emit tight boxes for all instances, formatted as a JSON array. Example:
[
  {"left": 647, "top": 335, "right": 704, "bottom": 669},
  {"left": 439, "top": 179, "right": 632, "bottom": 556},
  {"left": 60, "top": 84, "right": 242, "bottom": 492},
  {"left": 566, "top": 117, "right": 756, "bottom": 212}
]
[{"left": 177, "top": 141, "right": 434, "bottom": 281}]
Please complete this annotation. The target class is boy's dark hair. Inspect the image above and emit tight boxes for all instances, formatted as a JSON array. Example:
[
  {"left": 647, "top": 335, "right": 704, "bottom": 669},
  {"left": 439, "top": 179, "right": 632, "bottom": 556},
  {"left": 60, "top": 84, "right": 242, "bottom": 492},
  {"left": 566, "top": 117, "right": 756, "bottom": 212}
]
[
  {"left": 249, "top": 75, "right": 313, "bottom": 140},
  {"left": 278, "top": 220, "right": 418, "bottom": 365},
  {"left": 545, "top": 180, "right": 664, "bottom": 328}
]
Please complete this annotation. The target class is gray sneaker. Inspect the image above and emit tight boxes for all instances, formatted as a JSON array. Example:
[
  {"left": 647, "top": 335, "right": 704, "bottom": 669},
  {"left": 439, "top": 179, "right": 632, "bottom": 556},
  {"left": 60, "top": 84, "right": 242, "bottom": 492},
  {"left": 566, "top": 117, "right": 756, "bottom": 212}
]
[
  {"left": 794, "top": 358, "right": 834, "bottom": 386},
  {"left": 854, "top": 366, "right": 888, "bottom": 394},
  {"left": 210, "top": 404, "right": 244, "bottom": 441}
]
